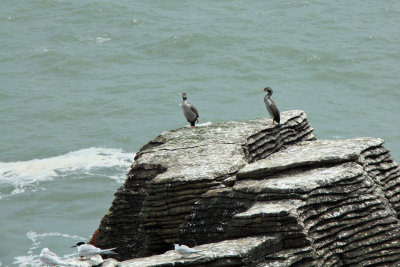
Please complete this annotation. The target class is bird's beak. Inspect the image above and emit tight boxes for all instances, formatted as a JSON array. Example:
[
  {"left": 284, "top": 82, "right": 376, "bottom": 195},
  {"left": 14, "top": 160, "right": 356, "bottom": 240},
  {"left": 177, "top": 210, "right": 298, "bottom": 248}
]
[{"left": 71, "top": 245, "right": 77, "bottom": 248}]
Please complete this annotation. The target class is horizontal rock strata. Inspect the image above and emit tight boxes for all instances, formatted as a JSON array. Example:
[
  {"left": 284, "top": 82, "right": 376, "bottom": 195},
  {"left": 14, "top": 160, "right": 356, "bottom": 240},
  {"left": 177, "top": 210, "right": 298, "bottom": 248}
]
[
  {"left": 91, "top": 110, "right": 400, "bottom": 266},
  {"left": 180, "top": 138, "right": 400, "bottom": 266},
  {"left": 92, "top": 110, "right": 315, "bottom": 260},
  {"left": 120, "top": 236, "right": 279, "bottom": 267}
]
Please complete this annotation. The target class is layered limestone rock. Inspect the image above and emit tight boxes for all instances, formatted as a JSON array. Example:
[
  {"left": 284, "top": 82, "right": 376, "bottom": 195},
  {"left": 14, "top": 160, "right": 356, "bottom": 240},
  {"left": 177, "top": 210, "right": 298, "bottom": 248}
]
[
  {"left": 90, "top": 110, "right": 400, "bottom": 266},
  {"left": 120, "top": 236, "right": 280, "bottom": 267}
]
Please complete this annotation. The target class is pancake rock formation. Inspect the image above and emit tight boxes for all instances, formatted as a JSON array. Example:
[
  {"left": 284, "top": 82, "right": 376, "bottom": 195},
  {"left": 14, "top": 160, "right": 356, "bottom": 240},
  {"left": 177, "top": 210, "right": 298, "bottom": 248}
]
[{"left": 90, "top": 110, "right": 400, "bottom": 266}]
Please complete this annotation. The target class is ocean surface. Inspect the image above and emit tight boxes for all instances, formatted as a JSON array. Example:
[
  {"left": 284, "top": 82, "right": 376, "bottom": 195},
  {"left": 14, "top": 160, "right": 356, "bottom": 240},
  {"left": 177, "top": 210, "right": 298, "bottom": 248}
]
[{"left": 1, "top": 1, "right": 400, "bottom": 265}]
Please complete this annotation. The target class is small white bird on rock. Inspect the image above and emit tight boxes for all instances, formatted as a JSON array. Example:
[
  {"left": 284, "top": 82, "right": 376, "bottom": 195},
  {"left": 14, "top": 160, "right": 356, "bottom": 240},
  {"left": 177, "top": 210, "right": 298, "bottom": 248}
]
[
  {"left": 174, "top": 243, "right": 202, "bottom": 256},
  {"left": 40, "top": 247, "right": 72, "bottom": 266},
  {"left": 72, "top": 242, "right": 117, "bottom": 258}
]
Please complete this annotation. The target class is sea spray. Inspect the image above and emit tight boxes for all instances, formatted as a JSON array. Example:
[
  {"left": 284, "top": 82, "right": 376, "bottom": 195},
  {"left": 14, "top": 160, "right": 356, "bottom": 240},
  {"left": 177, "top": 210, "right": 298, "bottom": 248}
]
[{"left": 0, "top": 148, "right": 135, "bottom": 197}]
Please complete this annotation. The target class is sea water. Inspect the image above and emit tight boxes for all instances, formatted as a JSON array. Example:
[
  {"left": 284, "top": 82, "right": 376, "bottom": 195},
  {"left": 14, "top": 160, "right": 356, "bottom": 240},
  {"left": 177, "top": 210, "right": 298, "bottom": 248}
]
[{"left": 1, "top": 1, "right": 400, "bottom": 265}]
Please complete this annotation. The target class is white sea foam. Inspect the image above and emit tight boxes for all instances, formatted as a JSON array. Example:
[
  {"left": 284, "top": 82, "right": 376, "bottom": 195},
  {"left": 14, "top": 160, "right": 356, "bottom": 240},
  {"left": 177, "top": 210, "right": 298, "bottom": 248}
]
[
  {"left": 96, "top": 36, "right": 111, "bottom": 44},
  {"left": 13, "top": 231, "right": 86, "bottom": 267},
  {"left": 26, "top": 231, "right": 86, "bottom": 248},
  {"left": 13, "top": 255, "right": 39, "bottom": 267},
  {"left": 0, "top": 148, "right": 135, "bottom": 197}
]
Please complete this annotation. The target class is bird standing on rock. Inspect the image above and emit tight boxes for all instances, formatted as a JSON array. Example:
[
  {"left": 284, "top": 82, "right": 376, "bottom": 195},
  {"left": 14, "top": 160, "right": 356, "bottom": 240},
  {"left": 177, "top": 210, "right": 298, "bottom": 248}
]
[
  {"left": 181, "top": 93, "right": 199, "bottom": 127},
  {"left": 72, "top": 242, "right": 117, "bottom": 258},
  {"left": 174, "top": 243, "right": 202, "bottom": 256},
  {"left": 263, "top": 87, "right": 280, "bottom": 124},
  {"left": 40, "top": 248, "right": 72, "bottom": 266}
]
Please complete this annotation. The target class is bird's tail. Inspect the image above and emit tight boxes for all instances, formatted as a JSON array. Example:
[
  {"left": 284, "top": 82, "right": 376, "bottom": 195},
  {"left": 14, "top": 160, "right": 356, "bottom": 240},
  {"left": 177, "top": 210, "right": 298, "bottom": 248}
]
[{"left": 100, "top": 248, "right": 118, "bottom": 255}]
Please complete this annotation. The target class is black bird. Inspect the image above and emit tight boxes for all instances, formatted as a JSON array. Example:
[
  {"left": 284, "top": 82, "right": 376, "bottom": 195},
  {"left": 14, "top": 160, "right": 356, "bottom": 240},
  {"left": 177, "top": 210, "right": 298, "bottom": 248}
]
[
  {"left": 181, "top": 93, "right": 199, "bottom": 127},
  {"left": 263, "top": 87, "right": 280, "bottom": 124}
]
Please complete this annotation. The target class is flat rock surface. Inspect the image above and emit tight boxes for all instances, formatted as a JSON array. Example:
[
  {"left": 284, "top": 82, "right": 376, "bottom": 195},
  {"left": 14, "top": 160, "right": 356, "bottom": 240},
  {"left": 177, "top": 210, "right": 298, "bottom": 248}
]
[
  {"left": 234, "top": 162, "right": 364, "bottom": 194},
  {"left": 120, "top": 236, "right": 277, "bottom": 267},
  {"left": 233, "top": 200, "right": 303, "bottom": 218},
  {"left": 237, "top": 138, "right": 384, "bottom": 179}
]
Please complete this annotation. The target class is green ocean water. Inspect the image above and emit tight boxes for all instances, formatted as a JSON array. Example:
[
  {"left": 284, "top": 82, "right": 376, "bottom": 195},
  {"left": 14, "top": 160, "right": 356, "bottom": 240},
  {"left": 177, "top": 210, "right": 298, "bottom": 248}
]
[{"left": 1, "top": 1, "right": 400, "bottom": 265}]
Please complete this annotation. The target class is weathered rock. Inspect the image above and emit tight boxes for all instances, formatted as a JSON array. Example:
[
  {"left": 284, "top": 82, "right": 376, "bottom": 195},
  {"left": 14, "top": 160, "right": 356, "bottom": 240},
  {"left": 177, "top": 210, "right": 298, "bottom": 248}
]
[
  {"left": 64, "top": 255, "right": 104, "bottom": 267},
  {"left": 101, "top": 258, "right": 119, "bottom": 267},
  {"left": 92, "top": 110, "right": 315, "bottom": 260},
  {"left": 91, "top": 110, "right": 400, "bottom": 266},
  {"left": 236, "top": 138, "right": 384, "bottom": 179},
  {"left": 119, "top": 236, "right": 280, "bottom": 267},
  {"left": 231, "top": 140, "right": 400, "bottom": 266}
]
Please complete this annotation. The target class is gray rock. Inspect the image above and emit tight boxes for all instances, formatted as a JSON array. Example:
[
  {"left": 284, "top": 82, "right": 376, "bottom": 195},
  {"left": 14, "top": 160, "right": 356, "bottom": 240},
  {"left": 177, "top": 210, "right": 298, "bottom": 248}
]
[
  {"left": 90, "top": 110, "right": 400, "bottom": 266},
  {"left": 89, "top": 255, "right": 104, "bottom": 266},
  {"left": 101, "top": 258, "right": 119, "bottom": 267},
  {"left": 65, "top": 255, "right": 104, "bottom": 267},
  {"left": 119, "top": 236, "right": 279, "bottom": 267},
  {"left": 237, "top": 138, "right": 384, "bottom": 180},
  {"left": 92, "top": 110, "right": 314, "bottom": 260}
]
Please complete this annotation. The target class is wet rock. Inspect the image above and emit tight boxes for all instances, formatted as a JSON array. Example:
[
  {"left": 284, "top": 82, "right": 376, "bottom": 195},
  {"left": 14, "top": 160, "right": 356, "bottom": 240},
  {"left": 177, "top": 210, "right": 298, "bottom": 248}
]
[{"left": 91, "top": 110, "right": 400, "bottom": 266}]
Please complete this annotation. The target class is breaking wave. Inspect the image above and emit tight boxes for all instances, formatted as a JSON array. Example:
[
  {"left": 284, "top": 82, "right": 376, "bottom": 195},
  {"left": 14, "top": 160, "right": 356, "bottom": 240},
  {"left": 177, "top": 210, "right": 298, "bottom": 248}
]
[{"left": 0, "top": 147, "right": 135, "bottom": 198}]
